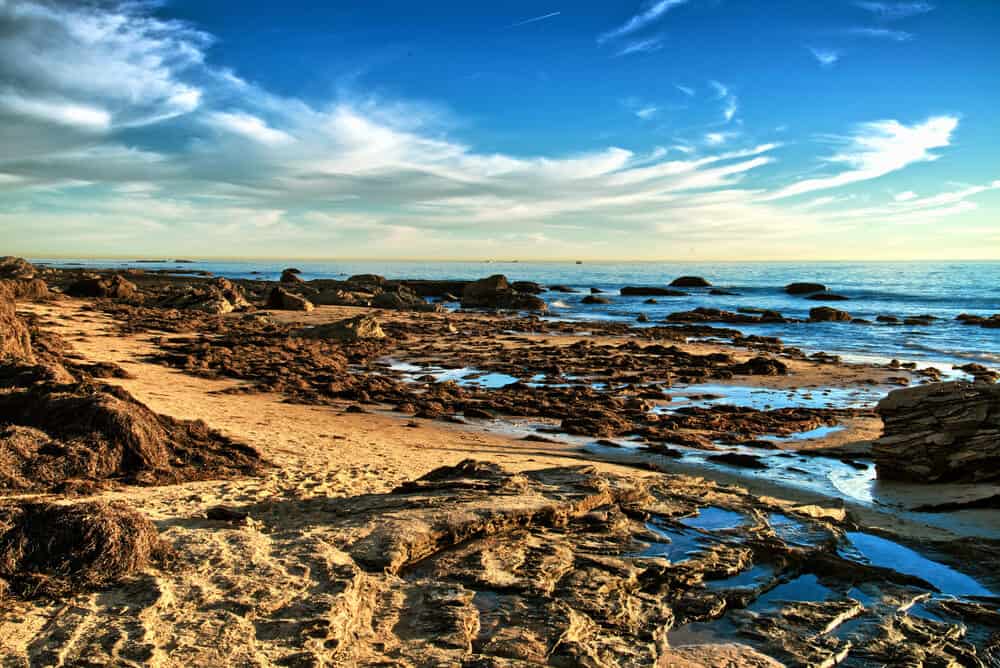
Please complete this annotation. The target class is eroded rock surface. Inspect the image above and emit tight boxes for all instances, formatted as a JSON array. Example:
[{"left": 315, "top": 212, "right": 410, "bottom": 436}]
[{"left": 874, "top": 381, "right": 1000, "bottom": 483}]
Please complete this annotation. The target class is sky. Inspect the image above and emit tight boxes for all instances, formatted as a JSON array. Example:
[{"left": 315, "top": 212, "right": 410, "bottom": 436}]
[{"left": 1, "top": 0, "right": 998, "bottom": 261}]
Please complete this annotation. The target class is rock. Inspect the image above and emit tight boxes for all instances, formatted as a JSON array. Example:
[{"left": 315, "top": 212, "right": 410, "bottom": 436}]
[
  {"left": 461, "top": 275, "right": 547, "bottom": 312},
  {"left": 372, "top": 285, "right": 440, "bottom": 312},
  {"left": 266, "top": 286, "right": 314, "bottom": 311},
  {"left": 874, "top": 381, "right": 1000, "bottom": 483},
  {"left": 346, "top": 274, "right": 385, "bottom": 290},
  {"left": 708, "top": 453, "right": 768, "bottom": 469},
  {"left": 581, "top": 295, "right": 611, "bottom": 305},
  {"left": 730, "top": 356, "right": 788, "bottom": 376},
  {"left": 644, "top": 298, "right": 658, "bottom": 304},
  {"left": 670, "top": 276, "right": 712, "bottom": 287},
  {"left": 637, "top": 313, "right": 650, "bottom": 323},
  {"left": 785, "top": 282, "right": 826, "bottom": 294},
  {"left": 280, "top": 268, "right": 303, "bottom": 283},
  {"left": 904, "top": 315, "right": 936, "bottom": 326},
  {"left": 158, "top": 278, "right": 251, "bottom": 314},
  {"left": 0, "top": 278, "right": 50, "bottom": 302},
  {"left": 548, "top": 285, "right": 577, "bottom": 293},
  {"left": 709, "top": 288, "right": 739, "bottom": 296},
  {"left": 620, "top": 286, "right": 687, "bottom": 296},
  {"left": 299, "top": 315, "right": 386, "bottom": 342},
  {"left": 956, "top": 363, "right": 999, "bottom": 383},
  {"left": 589, "top": 287, "right": 604, "bottom": 294},
  {"left": 66, "top": 275, "right": 138, "bottom": 300},
  {"left": 0, "top": 257, "right": 37, "bottom": 280},
  {"left": 807, "top": 293, "right": 849, "bottom": 301},
  {"left": 876, "top": 315, "right": 900, "bottom": 324},
  {"left": 0, "top": 283, "right": 34, "bottom": 363},
  {"left": 809, "top": 306, "right": 852, "bottom": 322},
  {"left": 511, "top": 281, "right": 544, "bottom": 294}
]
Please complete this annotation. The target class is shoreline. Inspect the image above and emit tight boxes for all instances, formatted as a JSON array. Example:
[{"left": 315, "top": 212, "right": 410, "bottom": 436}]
[{"left": 2, "top": 263, "right": 999, "bottom": 666}]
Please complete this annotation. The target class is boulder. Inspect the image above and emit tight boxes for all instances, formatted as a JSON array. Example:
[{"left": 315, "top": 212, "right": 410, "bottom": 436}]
[
  {"left": 158, "top": 278, "right": 251, "bottom": 314},
  {"left": 581, "top": 295, "right": 611, "bottom": 305},
  {"left": 372, "top": 285, "right": 440, "bottom": 312},
  {"left": 620, "top": 286, "right": 687, "bottom": 297},
  {"left": 670, "top": 276, "right": 712, "bottom": 287},
  {"left": 299, "top": 315, "right": 386, "bottom": 342},
  {"left": 280, "top": 268, "right": 304, "bottom": 283},
  {"left": 785, "top": 282, "right": 826, "bottom": 295},
  {"left": 66, "top": 275, "right": 138, "bottom": 300},
  {"left": 511, "top": 281, "right": 544, "bottom": 294},
  {"left": 809, "top": 306, "right": 851, "bottom": 322},
  {"left": 874, "top": 381, "right": 1000, "bottom": 483},
  {"left": 730, "top": 356, "right": 788, "bottom": 376},
  {"left": 0, "top": 283, "right": 34, "bottom": 363},
  {"left": 461, "top": 275, "right": 547, "bottom": 312},
  {"left": 266, "top": 286, "right": 314, "bottom": 311},
  {"left": 0, "top": 257, "right": 37, "bottom": 280}
]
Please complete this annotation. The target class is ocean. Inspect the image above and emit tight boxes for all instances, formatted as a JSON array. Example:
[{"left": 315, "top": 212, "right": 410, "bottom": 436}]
[{"left": 33, "top": 258, "right": 1000, "bottom": 368}]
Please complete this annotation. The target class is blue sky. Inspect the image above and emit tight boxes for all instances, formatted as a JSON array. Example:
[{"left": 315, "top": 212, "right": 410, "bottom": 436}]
[{"left": 1, "top": 0, "right": 998, "bottom": 260}]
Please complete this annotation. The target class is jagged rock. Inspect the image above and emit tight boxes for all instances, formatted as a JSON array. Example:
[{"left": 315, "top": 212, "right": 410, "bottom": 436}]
[
  {"left": 730, "top": 356, "right": 788, "bottom": 376},
  {"left": 66, "top": 275, "right": 138, "bottom": 300},
  {"left": 511, "top": 281, "right": 544, "bottom": 294},
  {"left": 785, "top": 282, "right": 826, "bottom": 295},
  {"left": 0, "top": 278, "right": 50, "bottom": 302},
  {"left": 620, "top": 286, "right": 687, "bottom": 296},
  {"left": 158, "top": 278, "right": 251, "bottom": 314},
  {"left": 874, "top": 381, "right": 1000, "bottom": 483},
  {"left": 0, "top": 283, "right": 34, "bottom": 363},
  {"left": 280, "top": 268, "right": 304, "bottom": 283},
  {"left": 372, "top": 285, "right": 440, "bottom": 312},
  {"left": 809, "top": 306, "right": 851, "bottom": 322},
  {"left": 346, "top": 274, "right": 386, "bottom": 291},
  {"left": 0, "top": 257, "right": 37, "bottom": 280},
  {"left": 266, "top": 286, "right": 314, "bottom": 311},
  {"left": 299, "top": 315, "right": 386, "bottom": 342},
  {"left": 670, "top": 276, "right": 712, "bottom": 287},
  {"left": 462, "top": 275, "right": 547, "bottom": 312}
]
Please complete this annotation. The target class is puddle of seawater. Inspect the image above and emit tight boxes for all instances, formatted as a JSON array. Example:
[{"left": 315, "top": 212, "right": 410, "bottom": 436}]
[
  {"left": 774, "top": 425, "right": 846, "bottom": 442},
  {"left": 680, "top": 507, "right": 745, "bottom": 531},
  {"left": 748, "top": 574, "right": 835, "bottom": 613},
  {"left": 767, "top": 513, "right": 833, "bottom": 547},
  {"left": 660, "top": 383, "right": 884, "bottom": 412},
  {"left": 384, "top": 359, "right": 521, "bottom": 388},
  {"left": 839, "top": 531, "right": 994, "bottom": 598},
  {"left": 705, "top": 563, "right": 775, "bottom": 591},
  {"left": 639, "top": 520, "right": 706, "bottom": 562}
]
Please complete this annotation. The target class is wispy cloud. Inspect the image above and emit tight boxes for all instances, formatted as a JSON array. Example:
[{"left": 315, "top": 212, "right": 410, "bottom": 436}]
[
  {"left": 675, "top": 84, "right": 695, "bottom": 97},
  {"left": 710, "top": 80, "right": 738, "bottom": 123},
  {"left": 508, "top": 11, "right": 561, "bottom": 28},
  {"left": 847, "top": 27, "right": 913, "bottom": 41},
  {"left": 616, "top": 35, "right": 665, "bottom": 56},
  {"left": 598, "top": 0, "right": 690, "bottom": 44},
  {"left": 206, "top": 111, "right": 294, "bottom": 145},
  {"left": 763, "top": 116, "right": 958, "bottom": 200},
  {"left": 635, "top": 106, "right": 658, "bottom": 120},
  {"left": 855, "top": 2, "right": 935, "bottom": 21},
  {"left": 808, "top": 47, "right": 841, "bottom": 67}
]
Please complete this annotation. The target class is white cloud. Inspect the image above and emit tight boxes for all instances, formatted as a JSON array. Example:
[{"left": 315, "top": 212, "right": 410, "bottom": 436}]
[
  {"left": 616, "top": 36, "right": 666, "bottom": 56},
  {"left": 0, "top": 91, "right": 110, "bottom": 130},
  {"left": 894, "top": 190, "right": 918, "bottom": 201},
  {"left": 598, "top": 0, "right": 690, "bottom": 44},
  {"left": 206, "top": 112, "right": 294, "bottom": 145},
  {"left": 809, "top": 47, "right": 841, "bottom": 67},
  {"left": 675, "top": 84, "right": 695, "bottom": 97},
  {"left": 847, "top": 27, "right": 913, "bottom": 41},
  {"left": 763, "top": 116, "right": 958, "bottom": 200},
  {"left": 710, "top": 80, "right": 738, "bottom": 123},
  {"left": 855, "top": 2, "right": 934, "bottom": 21}
]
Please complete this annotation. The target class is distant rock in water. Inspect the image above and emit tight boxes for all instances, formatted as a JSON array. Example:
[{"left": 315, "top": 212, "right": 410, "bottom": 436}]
[
  {"left": 807, "top": 293, "right": 849, "bottom": 301},
  {"left": 266, "top": 286, "right": 314, "bottom": 311},
  {"left": 669, "top": 276, "right": 711, "bottom": 287},
  {"left": 620, "top": 286, "right": 686, "bottom": 297},
  {"left": 709, "top": 288, "right": 739, "bottom": 296},
  {"left": 280, "top": 268, "right": 304, "bottom": 283},
  {"left": 809, "top": 306, "right": 851, "bottom": 322},
  {"left": 581, "top": 295, "right": 611, "bottom": 304},
  {"left": 874, "top": 381, "right": 1000, "bottom": 483},
  {"left": 548, "top": 285, "right": 577, "bottom": 293},
  {"left": 956, "top": 313, "right": 1000, "bottom": 329},
  {"left": 785, "top": 282, "right": 826, "bottom": 295},
  {"left": 461, "top": 275, "right": 547, "bottom": 312},
  {"left": 511, "top": 281, "right": 544, "bottom": 294}
]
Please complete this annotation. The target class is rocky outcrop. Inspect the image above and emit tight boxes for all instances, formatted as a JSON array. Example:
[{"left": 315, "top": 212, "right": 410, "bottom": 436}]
[
  {"left": 158, "top": 278, "right": 251, "bottom": 314},
  {"left": 874, "top": 381, "right": 1000, "bottom": 483},
  {"left": 461, "top": 275, "right": 547, "bottom": 312},
  {"left": 957, "top": 313, "right": 1000, "bottom": 329},
  {"left": 620, "top": 286, "right": 687, "bottom": 296},
  {"left": 809, "top": 306, "right": 852, "bottom": 322},
  {"left": 372, "top": 285, "right": 441, "bottom": 312},
  {"left": 581, "top": 294, "right": 611, "bottom": 304},
  {"left": 668, "top": 307, "right": 787, "bottom": 324},
  {"left": 0, "top": 283, "right": 34, "bottom": 363},
  {"left": 266, "top": 286, "right": 314, "bottom": 311},
  {"left": 785, "top": 282, "right": 826, "bottom": 295},
  {"left": 299, "top": 315, "right": 386, "bottom": 342},
  {"left": 66, "top": 275, "right": 139, "bottom": 300},
  {"left": 280, "top": 268, "right": 303, "bottom": 283},
  {"left": 670, "top": 276, "right": 712, "bottom": 287},
  {"left": 0, "top": 257, "right": 37, "bottom": 281}
]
